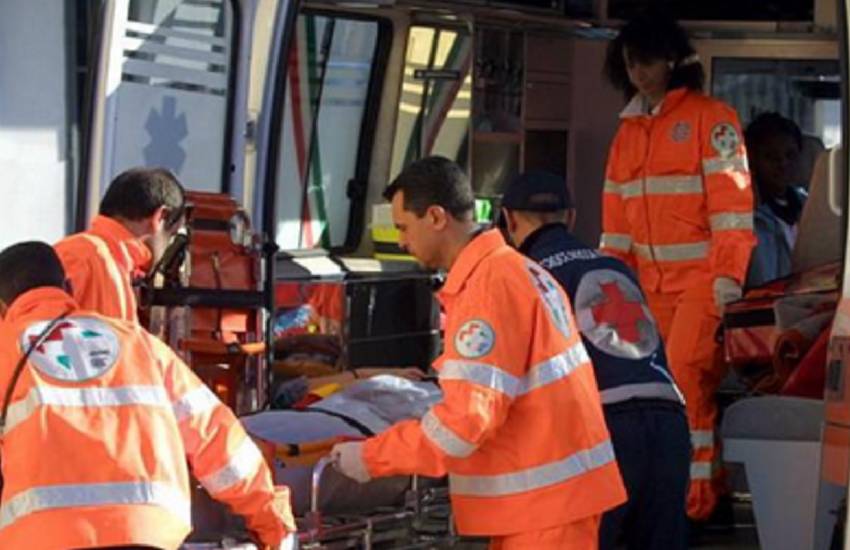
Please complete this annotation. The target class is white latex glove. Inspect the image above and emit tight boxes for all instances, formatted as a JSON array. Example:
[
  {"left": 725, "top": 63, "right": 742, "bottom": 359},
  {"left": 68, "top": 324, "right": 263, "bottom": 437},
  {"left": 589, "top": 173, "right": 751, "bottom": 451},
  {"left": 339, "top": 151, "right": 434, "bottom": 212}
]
[
  {"left": 330, "top": 441, "right": 371, "bottom": 483},
  {"left": 277, "top": 532, "right": 299, "bottom": 550},
  {"left": 713, "top": 276, "right": 742, "bottom": 309}
]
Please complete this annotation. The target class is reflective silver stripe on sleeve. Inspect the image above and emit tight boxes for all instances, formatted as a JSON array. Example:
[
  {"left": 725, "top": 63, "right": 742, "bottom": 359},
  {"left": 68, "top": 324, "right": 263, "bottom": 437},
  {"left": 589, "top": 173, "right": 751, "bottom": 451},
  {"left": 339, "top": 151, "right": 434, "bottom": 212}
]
[
  {"left": 199, "top": 436, "right": 264, "bottom": 494},
  {"left": 4, "top": 385, "right": 170, "bottom": 435},
  {"left": 691, "top": 461, "right": 713, "bottom": 480},
  {"left": 691, "top": 430, "right": 714, "bottom": 450},
  {"left": 172, "top": 384, "right": 220, "bottom": 422},
  {"left": 604, "top": 179, "right": 643, "bottom": 199},
  {"left": 600, "top": 382, "right": 685, "bottom": 406},
  {"left": 605, "top": 176, "right": 703, "bottom": 198},
  {"left": 703, "top": 156, "right": 749, "bottom": 175},
  {"left": 632, "top": 241, "right": 710, "bottom": 262},
  {"left": 645, "top": 175, "right": 703, "bottom": 195},
  {"left": 439, "top": 360, "right": 520, "bottom": 398},
  {"left": 0, "top": 481, "right": 190, "bottom": 529},
  {"left": 520, "top": 343, "right": 590, "bottom": 395},
  {"left": 599, "top": 233, "right": 633, "bottom": 252},
  {"left": 442, "top": 345, "right": 589, "bottom": 399},
  {"left": 709, "top": 212, "right": 753, "bottom": 231},
  {"left": 449, "top": 440, "right": 616, "bottom": 497},
  {"left": 80, "top": 234, "right": 129, "bottom": 320},
  {"left": 422, "top": 409, "right": 478, "bottom": 458}
]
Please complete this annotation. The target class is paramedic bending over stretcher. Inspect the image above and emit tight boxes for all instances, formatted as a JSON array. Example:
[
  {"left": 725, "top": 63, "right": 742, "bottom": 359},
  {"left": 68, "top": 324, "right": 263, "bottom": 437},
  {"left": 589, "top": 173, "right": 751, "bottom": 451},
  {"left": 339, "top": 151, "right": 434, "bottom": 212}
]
[
  {"left": 54, "top": 167, "right": 186, "bottom": 324},
  {"left": 0, "top": 242, "right": 297, "bottom": 550},
  {"left": 599, "top": 13, "right": 756, "bottom": 522},
  {"left": 331, "top": 156, "right": 626, "bottom": 550}
]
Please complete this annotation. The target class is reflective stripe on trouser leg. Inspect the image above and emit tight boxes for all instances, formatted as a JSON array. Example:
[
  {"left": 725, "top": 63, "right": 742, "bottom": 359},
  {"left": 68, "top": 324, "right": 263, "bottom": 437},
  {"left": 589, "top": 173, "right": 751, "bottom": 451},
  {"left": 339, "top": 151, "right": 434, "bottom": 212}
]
[{"left": 646, "top": 290, "right": 725, "bottom": 520}]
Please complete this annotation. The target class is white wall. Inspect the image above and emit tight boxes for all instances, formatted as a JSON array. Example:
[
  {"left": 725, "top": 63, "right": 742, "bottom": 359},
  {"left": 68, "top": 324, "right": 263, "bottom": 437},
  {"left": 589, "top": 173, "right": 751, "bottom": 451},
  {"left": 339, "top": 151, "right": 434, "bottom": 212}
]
[{"left": 0, "top": 0, "right": 69, "bottom": 249}]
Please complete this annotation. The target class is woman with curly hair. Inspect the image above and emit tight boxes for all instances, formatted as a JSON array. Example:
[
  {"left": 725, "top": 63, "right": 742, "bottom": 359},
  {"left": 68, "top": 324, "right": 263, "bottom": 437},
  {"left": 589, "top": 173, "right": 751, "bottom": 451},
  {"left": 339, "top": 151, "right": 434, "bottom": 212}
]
[{"left": 599, "top": 12, "right": 756, "bottom": 534}]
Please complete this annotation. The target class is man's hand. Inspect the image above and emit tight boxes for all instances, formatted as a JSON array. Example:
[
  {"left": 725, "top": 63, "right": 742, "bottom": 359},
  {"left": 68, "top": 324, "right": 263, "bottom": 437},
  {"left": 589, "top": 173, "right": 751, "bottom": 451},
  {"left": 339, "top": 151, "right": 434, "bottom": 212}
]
[
  {"left": 330, "top": 441, "right": 371, "bottom": 483},
  {"left": 713, "top": 276, "right": 742, "bottom": 310}
]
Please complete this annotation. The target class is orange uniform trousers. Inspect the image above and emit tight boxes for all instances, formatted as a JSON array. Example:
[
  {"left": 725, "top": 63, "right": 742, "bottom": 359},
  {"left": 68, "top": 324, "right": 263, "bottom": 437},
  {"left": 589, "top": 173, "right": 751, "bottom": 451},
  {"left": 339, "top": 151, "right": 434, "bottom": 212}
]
[
  {"left": 646, "top": 285, "right": 727, "bottom": 521},
  {"left": 489, "top": 515, "right": 600, "bottom": 550}
]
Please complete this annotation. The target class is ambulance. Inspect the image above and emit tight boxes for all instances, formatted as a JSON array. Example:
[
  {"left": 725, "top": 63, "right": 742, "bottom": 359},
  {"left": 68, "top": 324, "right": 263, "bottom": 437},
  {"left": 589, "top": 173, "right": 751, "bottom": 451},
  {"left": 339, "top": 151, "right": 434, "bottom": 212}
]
[{"left": 2, "top": 0, "right": 849, "bottom": 547}]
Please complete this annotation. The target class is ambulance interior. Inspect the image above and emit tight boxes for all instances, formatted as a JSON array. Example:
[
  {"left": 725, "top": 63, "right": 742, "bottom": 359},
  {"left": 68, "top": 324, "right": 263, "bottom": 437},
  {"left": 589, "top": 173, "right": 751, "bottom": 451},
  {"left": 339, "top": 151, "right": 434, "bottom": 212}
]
[{"left": 78, "top": 0, "right": 850, "bottom": 547}]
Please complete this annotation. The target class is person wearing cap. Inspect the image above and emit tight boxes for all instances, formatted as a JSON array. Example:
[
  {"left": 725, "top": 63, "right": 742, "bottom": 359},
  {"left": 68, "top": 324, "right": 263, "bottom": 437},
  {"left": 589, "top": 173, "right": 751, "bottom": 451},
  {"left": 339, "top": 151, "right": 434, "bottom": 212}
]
[
  {"left": 330, "top": 157, "right": 626, "bottom": 549},
  {"left": 501, "top": 170, "right": 691, "bottom": 550},
  {"left": 599, "top": 13, "right": 755, "bottom": 522}
]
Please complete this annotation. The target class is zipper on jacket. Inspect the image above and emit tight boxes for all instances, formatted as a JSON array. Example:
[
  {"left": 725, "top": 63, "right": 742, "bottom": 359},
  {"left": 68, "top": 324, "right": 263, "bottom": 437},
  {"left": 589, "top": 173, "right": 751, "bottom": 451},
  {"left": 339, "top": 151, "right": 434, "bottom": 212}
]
[{"left": 640, "top": 116, "right": 663, "bottom": 290}]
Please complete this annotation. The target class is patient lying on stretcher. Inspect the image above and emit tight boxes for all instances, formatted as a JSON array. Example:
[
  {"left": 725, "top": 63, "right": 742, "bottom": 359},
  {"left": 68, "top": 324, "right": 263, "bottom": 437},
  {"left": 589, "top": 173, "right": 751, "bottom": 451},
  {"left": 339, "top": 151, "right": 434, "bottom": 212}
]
[{"left": 243, "top": 371, "right": 441, "bottom": 516}]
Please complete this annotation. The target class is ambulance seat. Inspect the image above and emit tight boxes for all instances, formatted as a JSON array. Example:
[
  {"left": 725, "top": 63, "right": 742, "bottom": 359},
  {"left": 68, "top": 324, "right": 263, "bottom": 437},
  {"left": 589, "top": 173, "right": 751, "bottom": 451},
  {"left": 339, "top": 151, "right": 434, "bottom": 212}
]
[
  {"left": 722, "top": 396, "right": 825, "bottom": 550},
  {"left": 792, "top": 147, "right": 843, "bottom": 274}
]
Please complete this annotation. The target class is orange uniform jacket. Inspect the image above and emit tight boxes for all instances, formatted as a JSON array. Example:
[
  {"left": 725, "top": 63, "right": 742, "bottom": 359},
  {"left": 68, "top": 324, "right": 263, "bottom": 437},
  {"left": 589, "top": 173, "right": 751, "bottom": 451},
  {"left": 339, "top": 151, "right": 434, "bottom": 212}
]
[
  {"left": 362, "top": 230, "right": 626, "bottom": 536},
  {"left": 0, "top": 288, "right": 295, "bottom": 550},
  {"left": 600, "top": 88, "right": 756, "bottom": 293},
  {"left": 55, "top": 215, "right": 153, "bottom": 323}
]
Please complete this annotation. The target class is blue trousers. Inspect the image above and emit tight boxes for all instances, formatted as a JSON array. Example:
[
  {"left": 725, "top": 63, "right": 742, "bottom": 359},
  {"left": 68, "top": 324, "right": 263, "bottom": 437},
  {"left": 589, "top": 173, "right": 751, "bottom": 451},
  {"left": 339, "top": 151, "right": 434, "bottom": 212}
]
[{"left": 599, "top": 399, "right": 691, "bottom": 550}]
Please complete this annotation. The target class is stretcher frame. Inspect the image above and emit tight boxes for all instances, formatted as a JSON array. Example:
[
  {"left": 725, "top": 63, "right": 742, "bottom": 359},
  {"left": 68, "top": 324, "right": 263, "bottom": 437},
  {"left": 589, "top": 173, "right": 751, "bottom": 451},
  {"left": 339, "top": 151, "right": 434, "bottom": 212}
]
[{"left": 297, "top": 457, "right": 462, "bottom": 549}]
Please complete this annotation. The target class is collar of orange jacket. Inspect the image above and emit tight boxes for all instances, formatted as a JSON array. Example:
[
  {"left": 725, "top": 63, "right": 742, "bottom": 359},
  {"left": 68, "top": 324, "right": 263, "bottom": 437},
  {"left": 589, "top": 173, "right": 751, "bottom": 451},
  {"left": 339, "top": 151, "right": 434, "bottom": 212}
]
[
  {"left": 440, "top": 229, "right": 506, "bottom": 296},
  {"left": 620, "top": 86, "right": 691, "bottom": 119},
  {"left": 5, "top": 287, "right": 78, "bottom": 326},
  {"left": 90, "top": 215, "right": 154, "bottom": 274}
]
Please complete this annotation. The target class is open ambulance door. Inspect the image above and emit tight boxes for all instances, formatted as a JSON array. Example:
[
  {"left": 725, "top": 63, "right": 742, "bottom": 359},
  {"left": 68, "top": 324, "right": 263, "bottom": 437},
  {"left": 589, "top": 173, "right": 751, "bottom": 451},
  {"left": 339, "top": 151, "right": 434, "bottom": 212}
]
[
  {"left": 79, "top": 0, "right": 301, "bottom": 416},
  {"left": 79, "top": 0, "right": 266, "bottom": 227},
  {"left": 819, "top": 1, "right": 850, "bottom": 548}
]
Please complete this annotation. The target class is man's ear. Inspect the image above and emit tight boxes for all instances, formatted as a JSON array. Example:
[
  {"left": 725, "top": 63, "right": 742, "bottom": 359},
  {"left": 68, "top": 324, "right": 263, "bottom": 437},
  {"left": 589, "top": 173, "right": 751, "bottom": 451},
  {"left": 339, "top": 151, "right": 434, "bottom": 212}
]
[
  {"left": 427, "top": 205, "right": 449, "bottom": 230},
  {"left": 501, "top": 208, "right": 517, "bottom": 234},
  {"left": 566, "top": 208, "right": 577, "bottom": 232},
  {"left": 149, "top": 205, "right": 169, "bottom": 233}
]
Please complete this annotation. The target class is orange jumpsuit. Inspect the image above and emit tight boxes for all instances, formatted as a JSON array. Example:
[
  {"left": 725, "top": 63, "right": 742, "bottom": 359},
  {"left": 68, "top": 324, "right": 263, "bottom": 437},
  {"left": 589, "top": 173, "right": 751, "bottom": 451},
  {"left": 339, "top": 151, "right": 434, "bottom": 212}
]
[
  {"left": 600, "top": 87, "right": 756, "bottom": 519},
  {"left": 0, "top": 287, "right": 295, "bottom": 549},
  {"left": 362, "top": 230, "right": 626, "bottom": 548},
  {"left": 54, "top": 215, "right": 152, "bottom": 323}
]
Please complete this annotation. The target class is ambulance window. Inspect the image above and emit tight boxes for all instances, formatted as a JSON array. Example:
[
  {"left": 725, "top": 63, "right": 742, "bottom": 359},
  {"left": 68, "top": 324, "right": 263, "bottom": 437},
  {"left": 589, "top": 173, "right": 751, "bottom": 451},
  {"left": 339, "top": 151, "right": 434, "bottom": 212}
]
[
  {"left": 390, "top": 25, "right": 473, "bottom": 180},
  {"left": 712, "top": 58, "right": 841, "bottom": 148},
  {"left": 107, "top": 0, "right": 236, "bottom": 191},
  {"left": 273, "top": 13, "right": 385, "bottom": 250}
]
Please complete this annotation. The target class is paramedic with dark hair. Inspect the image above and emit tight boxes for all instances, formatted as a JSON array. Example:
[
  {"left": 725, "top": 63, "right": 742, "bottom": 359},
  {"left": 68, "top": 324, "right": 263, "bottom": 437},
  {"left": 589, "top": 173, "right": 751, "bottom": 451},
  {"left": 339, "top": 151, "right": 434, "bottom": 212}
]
[
  {"left": 599, "top": 13, "right": 756, "bottom": 523},
  {"left": 54, "top": 167, "right": 186, "bottom": 323},
  {"left": 331, "top": 156, "right": 626, "bottom": 549},
  {"left": 0, "top": 241, "right": 297, "bottom": 549}
]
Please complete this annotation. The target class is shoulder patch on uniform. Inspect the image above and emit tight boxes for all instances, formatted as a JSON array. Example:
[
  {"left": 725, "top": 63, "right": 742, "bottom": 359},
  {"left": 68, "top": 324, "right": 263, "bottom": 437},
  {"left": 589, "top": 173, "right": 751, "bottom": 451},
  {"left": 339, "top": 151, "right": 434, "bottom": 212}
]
[
  {"left": 526, "top": 261, "right": 572, "bottom": 340},
  {"left": 454, "top": 319, "right": 496, "bottom": 359},
  {"left": 21, "top": 317, "right": 120, "bottom": 382},
  {"left": 671, "top": 121, "right": 691, "bottom": 143},
  {"left": 710, "top": 122, "right": 740, "bottom": 159},
  {"left": 573, "top": 269, "right": 659, "bottom": 360}
]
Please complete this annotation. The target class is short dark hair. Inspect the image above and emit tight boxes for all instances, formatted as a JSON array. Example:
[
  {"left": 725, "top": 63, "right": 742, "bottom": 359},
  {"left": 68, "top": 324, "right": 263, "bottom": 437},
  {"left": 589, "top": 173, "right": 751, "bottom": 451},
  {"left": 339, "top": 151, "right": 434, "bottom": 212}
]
[
  {"left": 383, "top": 156, "right": 474, "bottom": 219},
  {"left": 745, "top": 112, "right": 803, "bottom": 151},
  {"left": 604, "top": 13, "right": 704, "bottom": 100},
  {"left": 0, "top": 242, "right": 66, "bottom": 305},
  {"left": 99, "top": 167, "right": 186, "bottom": 228}
]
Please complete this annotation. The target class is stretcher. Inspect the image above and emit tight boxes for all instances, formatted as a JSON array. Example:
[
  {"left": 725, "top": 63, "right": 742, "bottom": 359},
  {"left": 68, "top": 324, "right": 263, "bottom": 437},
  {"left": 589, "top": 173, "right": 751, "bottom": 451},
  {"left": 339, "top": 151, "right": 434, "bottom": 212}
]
[
  {"left": 722, "top": 262, "right": 839, "bottom": 392},
  {"left": 184, "top": 376, "right": 466, "bottom": 549},
  {"left": 183, "top": 457, "right": 458, "bottom": 549}
]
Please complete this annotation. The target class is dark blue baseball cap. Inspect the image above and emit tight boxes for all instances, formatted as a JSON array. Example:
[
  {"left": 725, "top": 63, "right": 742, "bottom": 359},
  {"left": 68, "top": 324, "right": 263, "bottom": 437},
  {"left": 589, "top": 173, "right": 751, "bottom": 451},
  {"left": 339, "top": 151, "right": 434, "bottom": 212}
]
[{"left": 501, "top": 171, "right": 574, "bottom": 212}]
